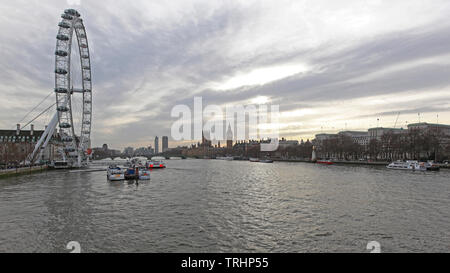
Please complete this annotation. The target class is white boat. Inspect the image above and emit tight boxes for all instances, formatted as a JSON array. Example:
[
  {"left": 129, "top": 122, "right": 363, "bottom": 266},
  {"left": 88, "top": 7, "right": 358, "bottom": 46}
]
[
  {"left": 260, "top": 159, "right": 274, "bottom": 163},
  {"left": 51, "top": 161, "right": 69, "bottom": 169},
  {"left": 250, "top": 156, "right": 273, "bottom": 163},
  {"left": 107, "top": 165, "right": 125, "bottom": 181},
  {"left": 148, "top": 160, "right": 166, "bottom": 169},
  {"left": 138, "top": 167, "right": 151, "bottom": 180},
  {"left": 386, "top": 161, "right": 430, "bottom": 171},
  {"left": 131, "top": 157, "right": 148, "bottom": 166},
  {"left": 217, "top": 156, "right": 234, "bottom": 161}
]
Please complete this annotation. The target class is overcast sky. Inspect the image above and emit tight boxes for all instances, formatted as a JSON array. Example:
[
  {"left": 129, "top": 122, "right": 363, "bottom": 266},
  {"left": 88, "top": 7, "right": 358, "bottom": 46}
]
[{"left": 1, "top": 0, "right": 449, "bottom": 149}]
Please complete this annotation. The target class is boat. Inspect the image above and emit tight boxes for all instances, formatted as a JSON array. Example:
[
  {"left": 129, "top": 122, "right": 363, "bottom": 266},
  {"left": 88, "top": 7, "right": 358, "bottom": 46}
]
[
  {"left": 217, "top": 156, "right": 234, "bottom": 161},
  {"left": 260, "top": 159, "right": 274, "bottom": 163},
  {"left": 317, "top": 160, "right": 334, "bottom": 165},
  {"left": 124, "top": 167, "right": 139, "bottom": 180},
  {"left": 426, "top": 161, "right": 441, "bottom": 171},
  {"left": 107, "top": 165, "right": 125, "bottom": 181},
  {"left": 50, "top": 160, "right": 69, "bottom": 169},
  {"left": 249, "top": 158, "right": 260, "bottom": 162},
  {"left": 148, "top": 160, "right": 166, "bottom": 169},
  {"left": 130, "top": 157, "right": 148, "bottom": 166},
  {"left": 138, "top": 166, "right": 151, "bottom": 180},
  {"left": 387, "top": 161, "right": 440, "bottom": 171}
]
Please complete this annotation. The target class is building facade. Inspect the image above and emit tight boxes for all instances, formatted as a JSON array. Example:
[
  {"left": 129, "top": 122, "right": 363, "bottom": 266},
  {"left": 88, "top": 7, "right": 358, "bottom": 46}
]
[
  {"left": 339, "top": 131, "right": 370, "bottom": 147},
  {"left": 407, "top": 123, "right": 450, "bottom": 136},
  {"left": 154, "top": 136, "right": 159, "bottom": 154},
  {"left": 0, "top": 126, "right": 56, "bottom": 167},
  {"left": 162, "top": 136, "right": 169, "bottom": 152},
  {"left": 368, "top": 127, "right": 405, "bottom": 141}
]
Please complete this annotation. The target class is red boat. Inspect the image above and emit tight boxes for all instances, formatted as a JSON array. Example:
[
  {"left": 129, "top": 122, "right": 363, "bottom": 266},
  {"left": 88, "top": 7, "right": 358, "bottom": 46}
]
[
  {"left": 317, "top": 160, "right": 334, "bottom": 165},
  {"left": 148, "top": 160, "right": 166, "bottom": 169}
]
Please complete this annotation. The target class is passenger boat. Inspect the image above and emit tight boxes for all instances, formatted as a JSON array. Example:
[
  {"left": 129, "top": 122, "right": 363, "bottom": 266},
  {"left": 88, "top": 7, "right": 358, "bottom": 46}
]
[
  {"left": 107, "top": 165, "right": 125, "bottom": 181},
  {"left": 50, "top": 160, "right": 69, "bottom": 169},
  {"left": 138, "top": 166, "right": 151, "bottom": 180},
  {"left": 426, "top": 162, "right": 441, "bottom": 171},
  {"left": 148, "top": 160, "right": 166, "bottom": 169},
  {"left": 317, "top": 160, "right": 334, "bottom": 165},
  {"left": 260, "top": 159, "right": 274, "bottom": 163},
  {"left": 124, "top": 167, "right": 139, "bottom": 180},
  {"left": 387, "top": 161, "right": 439, "bottom": 171},
  {"left": 217, "top": 156, "right": 234, "bottom": 161}
]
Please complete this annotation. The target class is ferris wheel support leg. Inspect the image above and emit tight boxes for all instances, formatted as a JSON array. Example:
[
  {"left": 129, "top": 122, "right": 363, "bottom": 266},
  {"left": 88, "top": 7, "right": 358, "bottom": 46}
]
[{"left": 28, "top": 112, "right": 59, "bottom": 164}]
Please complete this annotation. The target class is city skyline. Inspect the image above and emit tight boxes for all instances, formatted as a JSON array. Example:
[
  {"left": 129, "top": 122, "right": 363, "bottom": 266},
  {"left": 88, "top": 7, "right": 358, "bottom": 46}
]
[
  {"left": 96, "top": 120, "right": 450, "bottom": 151},
  {"left": 0, "top": 0, "right": 450, "bottom": 149}
]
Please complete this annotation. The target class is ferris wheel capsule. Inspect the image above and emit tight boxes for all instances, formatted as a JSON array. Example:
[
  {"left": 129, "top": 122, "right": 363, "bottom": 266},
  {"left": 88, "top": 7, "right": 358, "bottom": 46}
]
[
  {"left": 57, "top": 106, "right": 69, "bottom": 112},
  {"left": 55, "top": 68, "right": 68, "bottom": 75},
  {"left": 55, "top": 50, "right": 68, "bottom": 57},
  {"left": 61, "top": 14, "right": 73, "bottom": 20},
  {"left": 64, "top": 9, "right": 80, "bottom": 17},
  {"left": 58, "top": 21, "right": 71, "bottom": 29},
  {"left": 55, "top": 87, "right": 68, "bottom": 93},
  {"left": 57, "top": 34, "right": 69, "bottom": 41}
]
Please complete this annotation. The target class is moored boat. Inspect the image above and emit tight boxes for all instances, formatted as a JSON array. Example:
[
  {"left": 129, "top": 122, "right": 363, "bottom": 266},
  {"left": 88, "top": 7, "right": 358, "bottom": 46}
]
[
  {"left": 387, "top": 161, "right": 440, "bottom": 171},
  {"left": 317, "top": 160, "right": 334, "bottom": 165},
  {"left": 148, "top": 160, "right": 166, "bottom": 169},
  {"left": 260, "top": 159, "right": 274, "bottom": 163},
  {"left": 50, "top": 160, "right": 69, "bottom": 169},
  {"left": 124, "top": 167, "right": 139, "bottom": 180},
  {"left": 425, "top": 161, "right": 440, "bottom": 171},
  {"left": 249, "top": 158, "right": 260, "bottom": 162},
  {"left": 217, "top": 156, "right": 234, "bottom": 161},
  {"left": 138, "top": 166, "right": 151, "bottom": 180},
  {"left": 107, "top": 165, "right": 125, "bottom": 181}
]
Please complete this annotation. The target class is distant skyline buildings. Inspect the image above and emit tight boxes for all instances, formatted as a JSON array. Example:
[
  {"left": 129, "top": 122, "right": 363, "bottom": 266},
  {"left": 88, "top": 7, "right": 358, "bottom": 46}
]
[
  {"left": 154, "top": 136, "right": 159, "bottom": 154},
  {"left": 162, "top": 136, "right": 169, "bottom": 153}
]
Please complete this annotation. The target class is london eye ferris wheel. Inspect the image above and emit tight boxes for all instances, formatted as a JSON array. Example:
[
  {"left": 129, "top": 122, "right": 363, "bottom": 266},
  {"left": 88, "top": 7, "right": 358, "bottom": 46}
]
[{"left": 54, "top": 9, "right": 92, "bottom": 167}]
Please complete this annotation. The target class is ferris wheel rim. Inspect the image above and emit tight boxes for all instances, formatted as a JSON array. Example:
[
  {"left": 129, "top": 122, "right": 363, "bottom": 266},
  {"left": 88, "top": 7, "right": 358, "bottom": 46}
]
[{"left": 54, "top": 9, "right": 92, "bottom": 164}]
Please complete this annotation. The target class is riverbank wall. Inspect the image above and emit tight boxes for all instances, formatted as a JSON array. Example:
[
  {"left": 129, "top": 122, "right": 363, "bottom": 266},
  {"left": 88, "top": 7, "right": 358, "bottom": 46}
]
[
  {"left": 273, "top": 159, "right": 388, "bottom": 165},
  {"left": 0, "top": 165, "right": 48, "bottom": 179}
]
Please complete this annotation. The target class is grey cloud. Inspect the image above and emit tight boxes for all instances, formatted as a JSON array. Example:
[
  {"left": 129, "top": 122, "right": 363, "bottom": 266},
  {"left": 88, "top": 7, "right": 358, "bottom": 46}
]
[{"left": 1, "top": 1, "right": 450, "bottom": 148}]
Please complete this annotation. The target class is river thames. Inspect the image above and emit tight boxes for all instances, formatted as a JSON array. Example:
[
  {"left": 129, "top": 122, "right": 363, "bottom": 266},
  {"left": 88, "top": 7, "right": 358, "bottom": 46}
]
[{"left": 0, "top": 159, "right": 449, "bottom": 253}]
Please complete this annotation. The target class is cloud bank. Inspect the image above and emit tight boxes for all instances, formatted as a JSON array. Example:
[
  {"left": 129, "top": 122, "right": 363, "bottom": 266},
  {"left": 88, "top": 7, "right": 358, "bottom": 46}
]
[{"left": 0, "top": 0, "right": 449, "bottom": 148}]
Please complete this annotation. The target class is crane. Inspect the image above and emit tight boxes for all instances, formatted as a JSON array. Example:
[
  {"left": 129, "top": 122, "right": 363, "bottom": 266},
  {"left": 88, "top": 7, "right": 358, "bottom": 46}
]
[{"left": 393, "top": 112, "right": 401, "bottom": 128}]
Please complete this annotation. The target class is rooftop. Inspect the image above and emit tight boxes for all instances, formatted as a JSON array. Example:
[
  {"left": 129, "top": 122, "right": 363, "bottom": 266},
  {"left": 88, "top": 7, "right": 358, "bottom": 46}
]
[
  {"left": 0, "top": 129, "right": 44, "bottom": 137},
  {"left": 368, "top": 127, "right": 404, "bottom": 131},
  {"left": 407, "top": 122, "right": 450, "bottom": 129}
]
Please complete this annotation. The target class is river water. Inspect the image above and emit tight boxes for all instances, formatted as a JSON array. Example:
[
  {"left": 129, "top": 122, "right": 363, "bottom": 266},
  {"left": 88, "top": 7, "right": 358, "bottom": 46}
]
[{"left": 0, "top": 159, "right": 449, "bottom": 253}]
